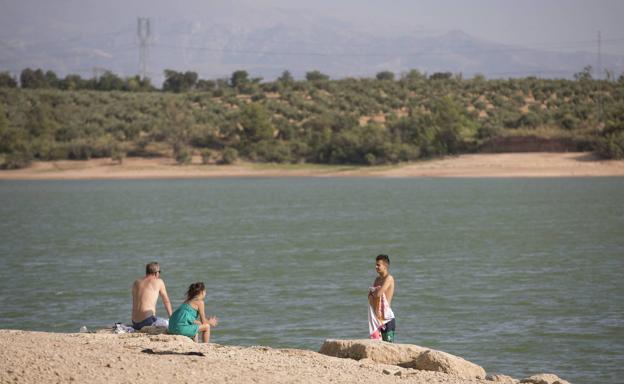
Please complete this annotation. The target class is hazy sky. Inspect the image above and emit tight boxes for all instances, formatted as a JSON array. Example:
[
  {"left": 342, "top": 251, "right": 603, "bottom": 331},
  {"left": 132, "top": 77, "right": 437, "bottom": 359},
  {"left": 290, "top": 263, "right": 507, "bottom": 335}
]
[{"left": 1, "top": 0, "right": 623, "bottom": 54}]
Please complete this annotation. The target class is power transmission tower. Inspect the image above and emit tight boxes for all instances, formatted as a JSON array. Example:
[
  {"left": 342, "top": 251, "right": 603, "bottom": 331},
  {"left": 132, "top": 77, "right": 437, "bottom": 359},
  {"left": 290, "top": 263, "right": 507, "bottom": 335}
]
[
  {"left": 597, "top": 30, "right": 603, "bottom": 127},
  {"left": 92, "top": 66, "right": 107, "bottom": 80},
  {"left": 137, "top": 17, "right": 151, "bottom": 80}
]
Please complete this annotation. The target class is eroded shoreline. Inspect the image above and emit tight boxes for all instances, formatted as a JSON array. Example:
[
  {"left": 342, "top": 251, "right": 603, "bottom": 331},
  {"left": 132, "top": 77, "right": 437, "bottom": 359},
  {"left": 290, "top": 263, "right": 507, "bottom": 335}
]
[{"left": 1, "top": 152, "right": 623, "bottom": 180}]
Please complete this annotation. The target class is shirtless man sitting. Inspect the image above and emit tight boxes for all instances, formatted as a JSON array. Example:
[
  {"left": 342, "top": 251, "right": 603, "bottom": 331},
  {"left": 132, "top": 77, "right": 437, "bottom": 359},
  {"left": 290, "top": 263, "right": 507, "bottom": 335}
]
[{"left": 131, "top": 262, "right": 173, "bottom": 330}]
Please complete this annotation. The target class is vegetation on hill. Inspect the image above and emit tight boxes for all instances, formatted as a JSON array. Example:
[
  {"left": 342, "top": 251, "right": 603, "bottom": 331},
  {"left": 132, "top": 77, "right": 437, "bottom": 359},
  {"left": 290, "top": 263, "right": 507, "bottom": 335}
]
[{"left": 0, "top": 67, "right": 623, "bottom": 169}]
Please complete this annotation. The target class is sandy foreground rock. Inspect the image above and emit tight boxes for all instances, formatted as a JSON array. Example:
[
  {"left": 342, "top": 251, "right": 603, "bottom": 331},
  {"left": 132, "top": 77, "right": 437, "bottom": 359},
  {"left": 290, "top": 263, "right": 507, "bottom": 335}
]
[
  {"left": 0, "top": 330, "right": 569, "bottom": 384},
  {"left": 319, "top": 338, "right": 428, "bottom": 365},
  {"left": 320, "top": 339, "right": 486, "bottom": 379}
]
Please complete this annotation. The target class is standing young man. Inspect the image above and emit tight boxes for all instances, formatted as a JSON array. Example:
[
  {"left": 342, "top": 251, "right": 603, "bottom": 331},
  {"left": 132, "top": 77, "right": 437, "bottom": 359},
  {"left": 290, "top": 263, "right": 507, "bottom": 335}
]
[
  {"left": 131, "top": 262, "right": 173, "bottom": 330},
  {"left": 368, "top": 254, "right": 396, "bottom": 342}
]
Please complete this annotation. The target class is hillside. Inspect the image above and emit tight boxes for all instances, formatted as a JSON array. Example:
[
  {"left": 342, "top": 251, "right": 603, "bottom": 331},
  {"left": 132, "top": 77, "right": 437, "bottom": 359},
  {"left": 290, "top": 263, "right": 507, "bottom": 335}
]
[{"left": 1, "top": 72, "right": 623, "bottom": 169}]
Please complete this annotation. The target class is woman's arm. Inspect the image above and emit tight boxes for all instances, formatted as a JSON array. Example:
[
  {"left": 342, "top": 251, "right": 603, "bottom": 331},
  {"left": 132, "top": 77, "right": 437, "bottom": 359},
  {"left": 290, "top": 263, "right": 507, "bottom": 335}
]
[
  {"left": 197, "top": 300, "right": 208, "bottom": 324},
  {"left": 197, "top": 300, "right": 218, "bottom": 327}
]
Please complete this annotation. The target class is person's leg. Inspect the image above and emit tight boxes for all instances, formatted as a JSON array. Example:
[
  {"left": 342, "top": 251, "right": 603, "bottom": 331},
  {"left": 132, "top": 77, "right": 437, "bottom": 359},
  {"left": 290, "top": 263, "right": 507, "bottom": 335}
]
[
  {"left": 382, "top": 329, "right": 395, "bottom": 342},
  {"left": 198, "top": 324, "right": 211, "bottom": 343},
  {"left": 381, "top": 319, "right": 396, "bottom": 343}
]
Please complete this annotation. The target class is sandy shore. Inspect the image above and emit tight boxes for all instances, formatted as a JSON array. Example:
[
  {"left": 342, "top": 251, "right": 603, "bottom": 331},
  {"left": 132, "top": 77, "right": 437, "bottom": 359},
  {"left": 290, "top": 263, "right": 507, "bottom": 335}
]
[
  {"left": 0, "top": 152, "right": 623, "bottom": 180},
  {"left": 0, "top": 330, "right": 493, "bottom": 384}
]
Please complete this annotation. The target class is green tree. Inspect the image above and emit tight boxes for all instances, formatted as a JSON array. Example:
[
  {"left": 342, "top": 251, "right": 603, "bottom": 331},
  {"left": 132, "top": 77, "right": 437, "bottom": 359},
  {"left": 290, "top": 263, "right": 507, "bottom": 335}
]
[
  {"left": 162, "top": 70, "right": 181, "bottom": 92},
  {"left": 163, "top": 70, "right": 198, "bottom": 92},
  {"left": 230, "top": 70, "right": 249, "bottom": 88},
  {"left": 196, "top": 79, "right": 216, "bottom": 91},
  {"left": 96, "top": 71, "right": 125, "bottom": 91},
  {"left": 430, "top": 72, "right": 453, "bottom": 80},
  {"left": 124, "top": 75, "right": 153, "bottom": 92},
  {"left": 0, "top": 72, "right": 17, "bottom": 88},
  {"left": 239, "top": 103, "right": 275, "bottom": 145},
  {"left": 0, "top": 104, "right": 10, "bottom": 152},
  {"left": 401, "top": 69, "right": 426, "bottom": 82},
  {"left": 59, "top": 74, "right": 85, "bottom": 90},
  {"left": 173, "top": 141, "right": 192, "bottom": 164},
  {"left": 20, "top": 68, "right": 47, "bottom": 88},
  {"left": 26, "top": 103, "right": 58, "bottom": 139},
  {"left": 574, "top": 66, "right": 593, "bottom": 81},
  {"left": 429, "top": 96, "right": 478, "bottom": 154},
  {"left": 376, "top": 71, "right": 395, "bottom": 81},
  {"left": 306, "top": 70, "right": 329, "bottom": 82},
  {"left": 278, "top": 70, "right": 294, "bottom": 86},
  {"left": 45, "top": 70, "right": 59, "bottom": 88},
  {"left": 219, "top": 147, "right": 238, "bottom": 164}
]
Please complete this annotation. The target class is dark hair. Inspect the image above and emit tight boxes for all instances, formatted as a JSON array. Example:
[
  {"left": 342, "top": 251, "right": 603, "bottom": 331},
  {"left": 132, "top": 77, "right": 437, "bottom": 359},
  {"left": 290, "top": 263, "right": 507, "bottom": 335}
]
[
  {"left": 186, "top": 282, "right": 205, "bottom": 301},
  {"left": 376, "top": 254, "right": 390, "bottom": 265},
  {"left": 145, "top": 262, "right": 160, "bottom": 275}
]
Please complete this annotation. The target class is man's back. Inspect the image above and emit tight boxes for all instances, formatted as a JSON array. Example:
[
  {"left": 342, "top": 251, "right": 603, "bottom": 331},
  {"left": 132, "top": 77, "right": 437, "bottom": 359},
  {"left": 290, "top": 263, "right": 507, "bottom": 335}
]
[{"left": 132, "top": 276, "right": 163, "bottom": 323}]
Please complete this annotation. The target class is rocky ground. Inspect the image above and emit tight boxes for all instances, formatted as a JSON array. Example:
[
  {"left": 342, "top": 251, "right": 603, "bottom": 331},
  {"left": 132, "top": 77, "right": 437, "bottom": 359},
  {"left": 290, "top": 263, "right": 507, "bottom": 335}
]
[{"left": 0, "top": 330, "right": 569, "bottom": 384}]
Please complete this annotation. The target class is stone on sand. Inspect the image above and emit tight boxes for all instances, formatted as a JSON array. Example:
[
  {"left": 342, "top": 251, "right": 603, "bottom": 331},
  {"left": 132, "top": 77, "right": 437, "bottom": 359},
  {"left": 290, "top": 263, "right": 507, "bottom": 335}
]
[
  {"left": 520, "top": 373, "right": 570, "bottom": 384},
  {"left": 319, "top": 339, "right": 426, "bottom": 365},
  {"left": 486, "top": 373, "right": 519, "bottom": 383},
  {"left": 319, "top": 339, "right": 486, "bottom": 380},
  {"left": 409, "top": 349, "right": 486, "bottom": 379}
]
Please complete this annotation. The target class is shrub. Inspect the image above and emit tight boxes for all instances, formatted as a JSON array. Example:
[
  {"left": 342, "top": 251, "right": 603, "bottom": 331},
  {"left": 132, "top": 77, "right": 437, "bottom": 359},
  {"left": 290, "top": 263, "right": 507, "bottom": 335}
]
[
  {"left": 595, "top": 130, "right": 624, "bottom": 159},
  {"left": 376, "top": 71, "right": 395, "bottom": 81},
  {"left": 250, "top": 140, "right": 292, "bottom": 163},
  {"left": 476, "top": 121, "right": 503, "bottom": 139},
  {"left": 306, "top": 70, "right": 329, "bottom": 82},
  {"left": 111, "top": 145, "right": 125, "bottom": 164},
  {"left": 219, "top": 147, "right": 238, "bottom": 164},
  {"left": 560, "top": 113, "right": 580, "bottom": 130},
  {"left": 173, "top": 142, "right": 192, "bottom": 164},
  {"left": 200, "top": 148, "right": 212, "bottom": 164},
  {"left": 0, "top": 151, "right": 32, "bottom": 169},
  {"left": 364, "top": 153, "right": 376, "bottom": 165},
  {"left": 67, "top": 139, "right": 93, "bottom": 160}
]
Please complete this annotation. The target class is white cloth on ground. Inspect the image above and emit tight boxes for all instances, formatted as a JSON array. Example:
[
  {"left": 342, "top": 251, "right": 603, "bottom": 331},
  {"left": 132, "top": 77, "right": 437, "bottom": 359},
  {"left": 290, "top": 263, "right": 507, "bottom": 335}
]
[{"left": 153, "top": 317, "right": 169, "bottom": 327}]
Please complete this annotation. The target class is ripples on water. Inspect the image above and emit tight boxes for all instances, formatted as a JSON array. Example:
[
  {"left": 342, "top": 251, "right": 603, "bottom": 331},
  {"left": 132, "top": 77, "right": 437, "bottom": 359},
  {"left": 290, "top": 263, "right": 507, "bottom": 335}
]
[{"left": 0, "top": 178, "right": 622, "bottom": 383}]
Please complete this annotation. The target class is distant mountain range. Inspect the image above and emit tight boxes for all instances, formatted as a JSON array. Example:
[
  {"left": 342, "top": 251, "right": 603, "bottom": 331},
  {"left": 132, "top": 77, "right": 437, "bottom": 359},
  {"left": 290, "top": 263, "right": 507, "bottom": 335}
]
[{"left": 1, "top": 6, "right": 623, "bottom": 85}]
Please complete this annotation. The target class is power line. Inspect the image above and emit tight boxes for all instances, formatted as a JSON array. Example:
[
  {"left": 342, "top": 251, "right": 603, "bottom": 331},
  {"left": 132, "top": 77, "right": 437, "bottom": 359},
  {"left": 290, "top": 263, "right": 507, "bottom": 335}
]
[
  {"left": 2, "top": 31, "right": 623, "bottom": 63},
  {"left": 150, "top": 38, "right": 624, "bottom": 58},
  {"left": 0, "top": 28, "right": 134, "bottom": 50},
  {"left": 0, "top": 45, "right": 136, "bottom": 64}
]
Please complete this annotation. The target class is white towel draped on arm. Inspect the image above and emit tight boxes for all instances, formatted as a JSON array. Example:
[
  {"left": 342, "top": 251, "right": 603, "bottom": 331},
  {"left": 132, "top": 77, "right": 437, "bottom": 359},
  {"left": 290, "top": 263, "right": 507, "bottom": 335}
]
[{"left": 368, "top": 289, "right": 395, "bottom": 339}]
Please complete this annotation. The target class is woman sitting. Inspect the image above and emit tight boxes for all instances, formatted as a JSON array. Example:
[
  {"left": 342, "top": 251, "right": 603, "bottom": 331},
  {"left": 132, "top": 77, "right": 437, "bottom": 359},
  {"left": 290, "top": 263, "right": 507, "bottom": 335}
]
[{"left": 167, "top": 282, "right": 218, "bottom": 343}]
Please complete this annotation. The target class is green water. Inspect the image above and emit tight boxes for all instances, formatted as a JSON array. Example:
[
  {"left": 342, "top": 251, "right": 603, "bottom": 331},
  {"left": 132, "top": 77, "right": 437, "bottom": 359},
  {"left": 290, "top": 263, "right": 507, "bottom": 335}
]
[{"left": 0, "top": 178, "right": 622, "bottom": 383}]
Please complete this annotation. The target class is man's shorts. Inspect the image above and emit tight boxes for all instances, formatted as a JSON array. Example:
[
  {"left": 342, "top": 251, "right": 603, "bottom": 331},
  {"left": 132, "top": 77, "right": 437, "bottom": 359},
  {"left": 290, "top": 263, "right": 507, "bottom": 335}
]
[
  {"left": 381, "top": 318, "right": 396, "bottom": 343},
  {"left": 132, "top": 316, "right": 158, "bottom": 330}
]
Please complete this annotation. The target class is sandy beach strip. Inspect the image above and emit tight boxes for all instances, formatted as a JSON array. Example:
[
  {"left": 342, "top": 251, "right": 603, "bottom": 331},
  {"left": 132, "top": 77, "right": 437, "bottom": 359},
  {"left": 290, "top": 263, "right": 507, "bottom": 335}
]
[
  {"left": 0, "top": 330, "right": 490, "bottom": 384},
  {"left": 0, "top": 152, "right": 623, "bottom": 180}
]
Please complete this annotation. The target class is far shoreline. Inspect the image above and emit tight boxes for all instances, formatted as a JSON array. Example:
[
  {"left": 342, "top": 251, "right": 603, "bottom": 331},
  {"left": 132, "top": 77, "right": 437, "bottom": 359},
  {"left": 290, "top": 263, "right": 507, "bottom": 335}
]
[{"left": 1, "top": 152, "right": 624, "bottom": 180}]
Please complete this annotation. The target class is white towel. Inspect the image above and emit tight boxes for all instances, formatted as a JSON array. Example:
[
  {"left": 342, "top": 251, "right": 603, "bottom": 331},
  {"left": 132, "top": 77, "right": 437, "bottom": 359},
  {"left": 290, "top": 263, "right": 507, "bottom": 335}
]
[{"left": 368, "top": 289, "right": 395, "bottom": 339}]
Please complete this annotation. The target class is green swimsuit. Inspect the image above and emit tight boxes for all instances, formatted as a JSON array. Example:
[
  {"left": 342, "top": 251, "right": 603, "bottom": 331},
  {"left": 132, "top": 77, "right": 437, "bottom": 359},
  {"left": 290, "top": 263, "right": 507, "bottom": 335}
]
[{"left": 167, "top": 302, "right": 200, "bottom": 338}]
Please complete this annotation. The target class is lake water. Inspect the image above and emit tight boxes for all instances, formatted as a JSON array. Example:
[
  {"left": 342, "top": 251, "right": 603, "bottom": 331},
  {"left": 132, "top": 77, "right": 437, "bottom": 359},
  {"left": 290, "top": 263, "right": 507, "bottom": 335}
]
[{"left": 0, "top": 178, "right": 622, "bottom": 383}]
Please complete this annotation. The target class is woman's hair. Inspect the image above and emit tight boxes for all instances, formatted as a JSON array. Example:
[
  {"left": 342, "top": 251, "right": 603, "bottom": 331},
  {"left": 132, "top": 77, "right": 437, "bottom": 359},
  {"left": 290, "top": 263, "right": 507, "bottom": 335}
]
[{"left": 186, "top": 282, "right": 205, "bottom": 301}]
